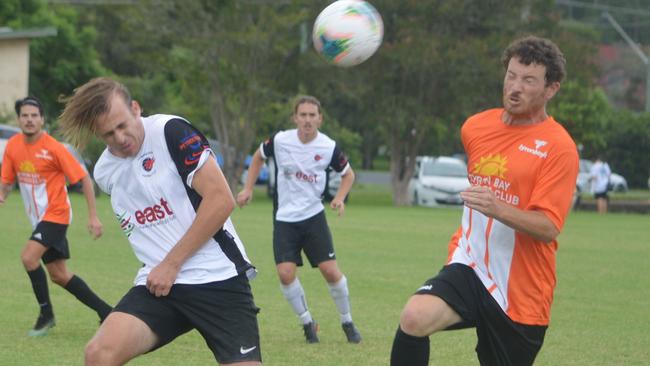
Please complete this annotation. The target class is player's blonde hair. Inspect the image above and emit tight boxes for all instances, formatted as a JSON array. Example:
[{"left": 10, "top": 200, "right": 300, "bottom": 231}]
[{"left": 59, "top": 77, "right": 132, "bottom": 150}]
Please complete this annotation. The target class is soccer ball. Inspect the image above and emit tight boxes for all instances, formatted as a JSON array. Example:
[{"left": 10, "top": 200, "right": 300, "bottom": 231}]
[{"left": 312, "top": 0, "right": 384, "bottom": 67}]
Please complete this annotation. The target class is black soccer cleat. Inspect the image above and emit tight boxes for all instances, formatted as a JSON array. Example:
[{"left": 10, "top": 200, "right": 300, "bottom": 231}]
[
  {"left": 27, "top": 313, "right": 56, "bottom": 337},
  {"left": 303, "top": 321, "right": 320, "bottom": 343},
  {"left": 342, "top": 321, "right": 362, "bottom": 343}
]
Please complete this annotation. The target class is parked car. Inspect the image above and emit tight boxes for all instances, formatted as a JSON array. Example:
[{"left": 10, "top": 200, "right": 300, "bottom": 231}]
[
  {"left": 207, "top": 139, "right": 269, "bottom": 185},
  {"left": 266, "top": 156, "right": 343, "bottom": 202},
  {"left": 0, "top": 123, "right": 21, "bottom": 166},
  {"left": 576, "top": 159, "right": 628, "bottom": 194},
  {"left": 408, "top": 156, "right": 470, "bottom": 206}
]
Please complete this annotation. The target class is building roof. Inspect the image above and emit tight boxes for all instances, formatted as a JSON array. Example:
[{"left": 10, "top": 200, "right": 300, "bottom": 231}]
[{"left": 0, "top": 27, "right": 57, "bottom": 40}]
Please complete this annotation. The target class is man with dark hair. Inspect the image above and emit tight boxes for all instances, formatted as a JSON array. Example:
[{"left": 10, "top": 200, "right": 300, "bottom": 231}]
[
  {"left": 59, "top": 77, "right": 262, "bottom": 366},
  {"left": 1, "top": 96, "right": 112, "bottom": 337},
  {"left": 390, "top": 35, "right": 579, "bottom": 365}
]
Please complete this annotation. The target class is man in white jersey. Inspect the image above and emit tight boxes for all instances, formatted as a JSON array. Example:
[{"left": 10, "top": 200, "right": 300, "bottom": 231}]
[
  {"left": 237, "top": 95, "right": 361, "bottom": 344},
  {"left": 59, "top": 77, "right": 262, "bottom": 366}
]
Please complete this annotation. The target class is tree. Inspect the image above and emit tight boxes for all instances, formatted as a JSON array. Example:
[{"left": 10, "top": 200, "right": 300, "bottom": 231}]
[{"left": 0, "top": 0, "right": 105, "bottom": 123}]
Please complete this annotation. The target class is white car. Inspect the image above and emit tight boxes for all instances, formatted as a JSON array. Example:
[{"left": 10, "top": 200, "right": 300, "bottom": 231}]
[{"left": 408, "top": 156, "right": 470, "bottom": 206}]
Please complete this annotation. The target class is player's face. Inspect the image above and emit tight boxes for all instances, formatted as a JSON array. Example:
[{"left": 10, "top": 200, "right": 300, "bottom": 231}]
[
  {"left": 502, "top": 57, "right": 559, "bottom": 121},
  {"left": 95, "top": 93, "right": 144, "bottom": 158},
  {"left": 293, "top": 102, "right": 322, "bottom": 141},
  {"left": 17, "top": 104, "right": 44, "bottom": 137}
]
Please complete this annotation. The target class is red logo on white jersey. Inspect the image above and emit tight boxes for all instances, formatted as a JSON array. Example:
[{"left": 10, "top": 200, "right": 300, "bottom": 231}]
[
  {"left": 314, "top": 154, "right": 322, "bottom": 161},
  {"left": 295, "top": 171, "right": 318, "bottom": 183},
  {"left": 135, "top": 198, "right": 174, "bottom": 224}
]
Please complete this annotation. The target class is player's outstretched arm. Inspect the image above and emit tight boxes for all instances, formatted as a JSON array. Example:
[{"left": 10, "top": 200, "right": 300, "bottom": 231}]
[
  {"left": 330, "top": 167, "right": 355, "bottom": 216},
  {"left": 80, "top": 174, "right": 103, "bottom": 239},
  {"left": 147, "top": 155, "right": 235, "bottom": 297},
  {"left": 236, "top": 149, "right": 265, "bottom": 208}
]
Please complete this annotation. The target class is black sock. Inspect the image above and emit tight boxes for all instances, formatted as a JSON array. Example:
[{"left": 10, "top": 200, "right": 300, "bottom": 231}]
[
  {"left": 64, "top": 275, "right": 112, "bottom": 321},
  {"left": 390, "top": 326, "right": 430, "bottom": 366},
  {"left": 27, "top": 266, "right": 53, "bottom": 317}
]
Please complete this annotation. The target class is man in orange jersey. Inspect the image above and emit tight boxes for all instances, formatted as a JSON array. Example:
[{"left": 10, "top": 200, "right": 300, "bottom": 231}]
[
  {"left": 0, "top": 97, "right": 112, "bottom": 337},
  {"left": 391, "top": 36, "right": 579, "bottom": 366}
]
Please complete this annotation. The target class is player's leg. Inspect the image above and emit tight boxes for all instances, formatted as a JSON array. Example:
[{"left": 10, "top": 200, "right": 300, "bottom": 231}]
[
  {"left": 39, "top": 223, "right": 112, "bottom": 321},
  {"left": 85, "top": 312, "right": 158, "bottom": 366},
  {"left": 274, "top": 220, "right": 319, "bottom": 342},
  {"left": 391, "top": 264, "right": 475, "bottom": 366},
  {"left": 45, "top": 258, "right": 112, "bottom": 321},
  {"left": 305, "top": 211, "right": 361, "bottom": 343},
  {"left": 21, "top": 239, "right": 55, "bottom": 336},
  {"left": 276, "top": 262, "right": 318, "bottom": 342},
  {"left": 86, "top": 285, "right": 192, "bottom": 365}
]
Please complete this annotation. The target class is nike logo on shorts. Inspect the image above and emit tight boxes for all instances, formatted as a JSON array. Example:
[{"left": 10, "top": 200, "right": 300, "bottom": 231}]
[
  {"left": 328, "top": 252, "right": 335, "bottom": 258},
  {"left": 240, "top": 346, "right": 257, "bottom": 355}
]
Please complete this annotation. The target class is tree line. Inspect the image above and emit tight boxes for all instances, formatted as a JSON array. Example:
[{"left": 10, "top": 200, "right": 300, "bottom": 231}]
[{"left": 2, "top": 0, "right": 649, "bottom": 203}]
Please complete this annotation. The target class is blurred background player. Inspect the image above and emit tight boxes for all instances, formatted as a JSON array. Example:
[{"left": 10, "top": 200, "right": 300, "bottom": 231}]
[
  {"left": 60, "top": 77, "right": 261, "bottom": 366},
  {"left": 0, "top": 96, "right": 111, "bottom": 337},
  {"left": 237, "top": 95, "right": 361, "bottom": 344},
  {"left": 589, "top": 156, "right": 611, "bottom": 214},
  {"left": 390, "top": 36, "right": 579, "bottom": 365}
]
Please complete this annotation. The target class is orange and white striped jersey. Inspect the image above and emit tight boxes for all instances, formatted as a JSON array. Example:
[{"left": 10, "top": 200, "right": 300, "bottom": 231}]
[
  {"left": 448, "top": 108, "right": 578, "bottom": 326},
  {"left": 1, "top": 132, "right": 87, "bottom": 228}
]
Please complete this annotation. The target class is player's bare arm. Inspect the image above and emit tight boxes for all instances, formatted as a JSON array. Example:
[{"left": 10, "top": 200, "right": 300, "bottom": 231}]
[
  {"left": 236, "top": 149, "right": 265, "bottom": 207},
  {"left": 80, "top": 174, "right": 103, "bottom": 239},
  {"left": 0, "top": 182, "right": 12, "bottom": 205},
  {"left": 460, "top": 185, "right": 559, "bottom": 243},
  {"left": 330, "top": 167, "right": 355, "bottom": 216},
  {"left": 147, "top": 155, "right": 235, "bottom": 297}
]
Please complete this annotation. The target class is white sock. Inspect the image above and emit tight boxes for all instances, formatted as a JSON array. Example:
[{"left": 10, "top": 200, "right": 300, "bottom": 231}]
[
  {"left": 328, "top": 275, "right": 353, "bottom": 324},
  {"left": 281, "top": 278, "right": 312, "bottom": 324}
]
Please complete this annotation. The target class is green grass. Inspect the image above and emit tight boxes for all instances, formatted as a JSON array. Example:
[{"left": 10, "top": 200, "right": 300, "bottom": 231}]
[{"left": 1, "top": 186, "right": 649, "bottom": 365}]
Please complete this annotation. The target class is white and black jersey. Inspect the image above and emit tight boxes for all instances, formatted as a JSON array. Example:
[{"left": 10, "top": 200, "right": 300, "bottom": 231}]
[
  {"left": 94, "top": 114, "right": 253, "bottom": 286},
  {"left": 261, "top": 129, "right": 350, "bottom": 222}
]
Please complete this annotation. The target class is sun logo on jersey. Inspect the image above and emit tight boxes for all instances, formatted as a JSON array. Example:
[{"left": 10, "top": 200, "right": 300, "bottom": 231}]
[
  {"left": 472, "top": 154, "right": 508, "bottom": 178},
  {"left": 19, "top": 160, "right": 37, "bottom": 173}
]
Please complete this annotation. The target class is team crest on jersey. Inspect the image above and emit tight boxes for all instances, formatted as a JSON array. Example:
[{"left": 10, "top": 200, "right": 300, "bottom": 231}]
[
  {"left": 314, "top": 154, "right": 322, "bottom": 161},
  {"left": 138, "top": 152, "right": 156, "bottom": 176},
  {"left": 116, "top": 211, "right": 135, "bottom": 238}
]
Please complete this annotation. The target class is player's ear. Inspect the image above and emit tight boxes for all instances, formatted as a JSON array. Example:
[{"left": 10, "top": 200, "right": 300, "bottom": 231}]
[
  {"left": 545, "top": 81, "right": 560, "bottom": 101},
  {"left": 131, "top": 100, "right": 142, "bottom": 116}
]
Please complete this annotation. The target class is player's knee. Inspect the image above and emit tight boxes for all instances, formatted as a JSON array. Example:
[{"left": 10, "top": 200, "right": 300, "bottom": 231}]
[
  {"left": 399, "top": 304, "right": 432, "bottom": 337},
  {"left": 85, "top": 339, "right": 110, "bottom": 366},
  {"left": 49, "top": 271, "right": 68, "bottom": 286},
  {"left": 20, "top": 253, "right": 40, "bottom": 270}
]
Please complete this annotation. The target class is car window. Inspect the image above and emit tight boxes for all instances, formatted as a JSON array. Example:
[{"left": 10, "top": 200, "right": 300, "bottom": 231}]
[
  {"left": 0, "top": 126, "right": 20, "bottom": 139},
  {"left": 422, "top": 160, "right": 467, "bottom": 177}
]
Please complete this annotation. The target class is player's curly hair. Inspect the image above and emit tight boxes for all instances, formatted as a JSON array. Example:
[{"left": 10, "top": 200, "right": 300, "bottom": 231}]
[
  {"left": 501, "top": 35, "right": 566, "bottom": 85},
  {"left": 58, "top": 77, "right": 132, "bottom": 150}
]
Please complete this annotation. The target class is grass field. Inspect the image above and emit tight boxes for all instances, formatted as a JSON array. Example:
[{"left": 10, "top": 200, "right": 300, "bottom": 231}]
[{"left": 1, "top": 185, "right": 649, "bottom": 365}]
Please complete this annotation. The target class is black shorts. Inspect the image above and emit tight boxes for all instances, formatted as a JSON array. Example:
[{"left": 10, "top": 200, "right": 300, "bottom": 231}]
[
  {"left": 273, "top": 210, "right": 335, "bottom": 267},
  {"left": 114, "top": 274, "right": 261, "bottom": 364},
  {"left": 416, "top": 264, "right": 547, "bottom": 366},
  {"left": 594, "top": 191, "right": 608, "bottom": 199},
  {"left": 29, "top": 221, "right": 70, "bottom": 264}
]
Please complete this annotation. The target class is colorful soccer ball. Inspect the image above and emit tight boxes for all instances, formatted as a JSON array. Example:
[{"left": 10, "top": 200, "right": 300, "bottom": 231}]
[{"left": 312, "top": 0, "right": 384, "bottom": 67}]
